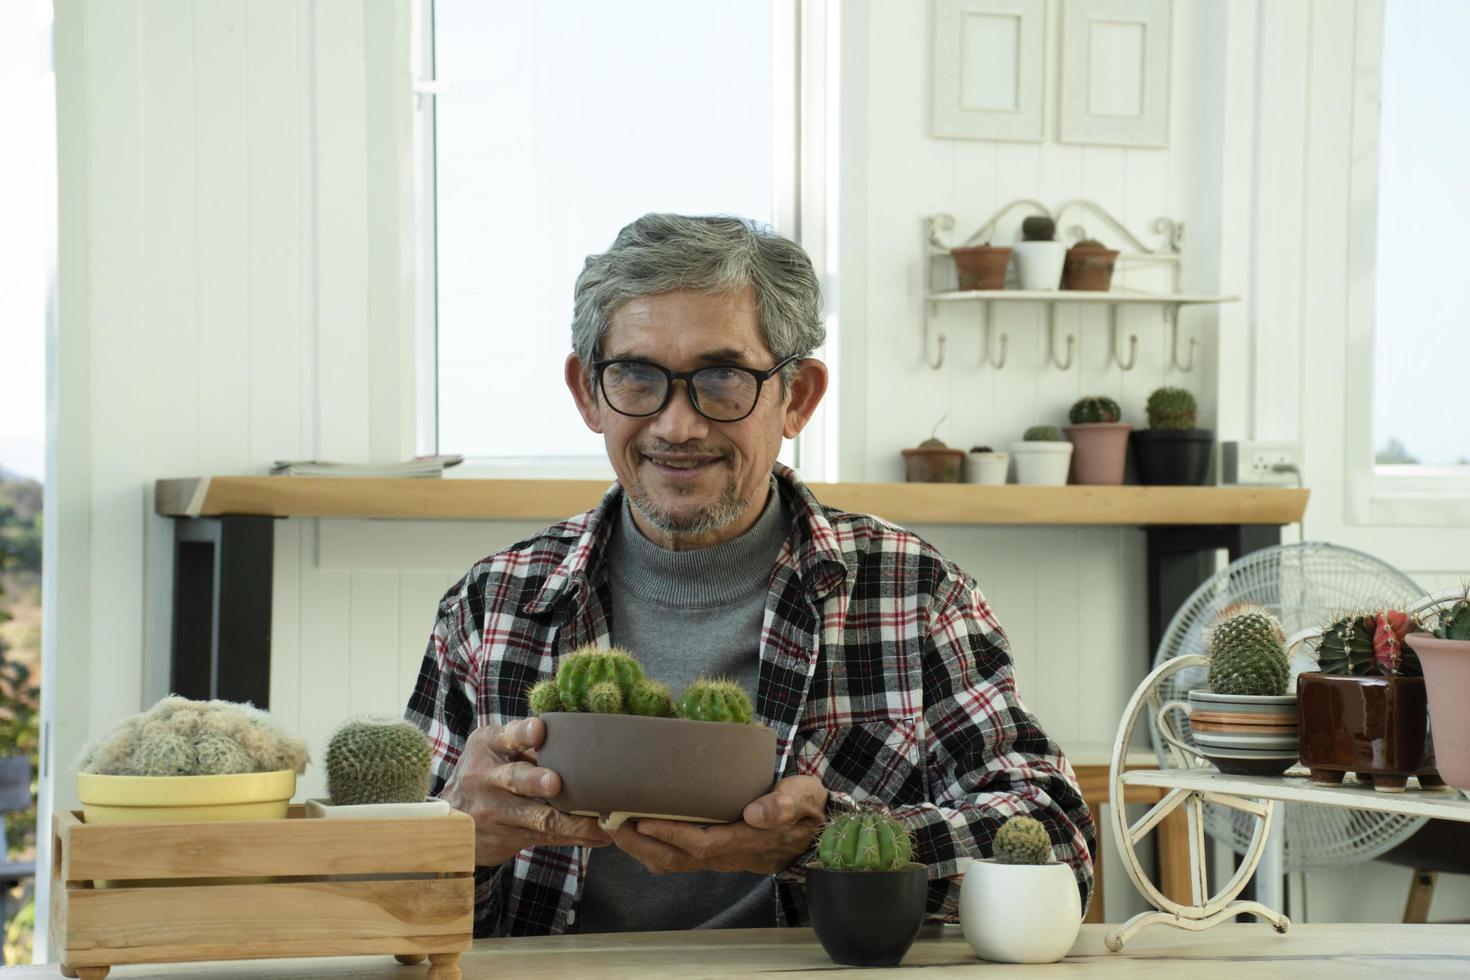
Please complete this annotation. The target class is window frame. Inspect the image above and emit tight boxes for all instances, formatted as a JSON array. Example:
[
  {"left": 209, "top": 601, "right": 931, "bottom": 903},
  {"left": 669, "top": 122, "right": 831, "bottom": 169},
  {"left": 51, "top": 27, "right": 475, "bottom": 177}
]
[{"left": 410, "top": 0, "right": 836, "bottom": 481}]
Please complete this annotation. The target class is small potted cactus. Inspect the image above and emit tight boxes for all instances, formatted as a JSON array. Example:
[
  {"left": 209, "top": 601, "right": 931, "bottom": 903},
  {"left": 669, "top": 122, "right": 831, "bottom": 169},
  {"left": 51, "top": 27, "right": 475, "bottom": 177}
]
[
  {"left": 902, "top": 417, "right": 965, "bottom": 483},
  {"left": 806, "top": 808, "right": 928, "bottom": 967},
  {"left": 965, "top": 445, "right": 1009, "bottom": 485},
  {"left": 950, "top": 240, "right": 1012, "bottom": 291},
  {"left": 1408, "top": 589, "right": 1470, "bottom": 793},
  {"left": 1299, "top": 610, "right": 1437, "bottom": 792},
  {"left": 1013, "top": 215, "right": 1066, "bottom": 290},
  {"left": 306, "top": 717, "right": 448, "bottom": 818},
  {"left": 75, "top": 696, "right": 310, "bottom": 825},
  {"left": 1010, "top": 424, "right": 1073, "bottom": 486},
  {"left": 532, "top": 647, "right": 776, "bottom": 831},
  {"left": 1060, "top": 238, "right": 1119, "bottom": 290},
  {"left": 1130, "top": 386, "right": 1214, "bottom": 485},
  {"left": 958, "top": 815, "right": 1082, "bottom": 963},
  {"left": 1062, "top": 396, "right": 1130, "bottom": 485},
  {"left": 1159, "top": 606, "right": 1299, "bottom": 776}
]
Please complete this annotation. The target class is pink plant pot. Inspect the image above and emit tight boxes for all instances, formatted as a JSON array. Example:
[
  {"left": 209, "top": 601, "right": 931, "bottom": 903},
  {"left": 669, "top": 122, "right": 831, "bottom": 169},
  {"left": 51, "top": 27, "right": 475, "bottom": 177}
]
[
  {"left": 1063, "top": 423, "right": 1132, "bottom": 485},
  {"left": 1409, "top": 633, "right": 1470, "bottom": 793}
]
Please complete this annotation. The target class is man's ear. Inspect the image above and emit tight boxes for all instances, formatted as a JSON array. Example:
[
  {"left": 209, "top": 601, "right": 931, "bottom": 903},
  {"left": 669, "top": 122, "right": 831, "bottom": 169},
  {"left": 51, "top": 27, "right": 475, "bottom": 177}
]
[
  {"left": 781, "top": 358, "right": 829, "bottom": 439},
  {"left": 565, "top": 354, "right": 604, "bottom": 434}
]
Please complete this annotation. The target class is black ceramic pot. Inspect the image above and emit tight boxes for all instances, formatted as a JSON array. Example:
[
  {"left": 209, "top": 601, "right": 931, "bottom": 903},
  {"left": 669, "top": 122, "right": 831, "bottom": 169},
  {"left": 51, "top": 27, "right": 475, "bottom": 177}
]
[
  {"left": 1131, "top": 429, "right": 1213, "bottom": 485},
  {"left": 806, "top": 864, "right": 928, "bottom": 967}
]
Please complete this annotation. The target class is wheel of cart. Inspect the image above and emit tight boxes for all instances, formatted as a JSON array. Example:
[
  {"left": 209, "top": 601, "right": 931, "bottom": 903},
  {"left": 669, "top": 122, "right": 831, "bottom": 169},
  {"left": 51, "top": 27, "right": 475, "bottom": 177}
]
[{"left": 1104, "top": 653, "right": 1290, "bottom": 951}]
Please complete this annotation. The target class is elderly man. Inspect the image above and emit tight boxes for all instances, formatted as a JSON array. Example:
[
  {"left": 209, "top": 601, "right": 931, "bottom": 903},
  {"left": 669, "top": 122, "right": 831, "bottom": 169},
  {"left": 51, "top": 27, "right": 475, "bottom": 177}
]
[{"left": 407, "top": 213, "right": 1094, "bottom": 937}]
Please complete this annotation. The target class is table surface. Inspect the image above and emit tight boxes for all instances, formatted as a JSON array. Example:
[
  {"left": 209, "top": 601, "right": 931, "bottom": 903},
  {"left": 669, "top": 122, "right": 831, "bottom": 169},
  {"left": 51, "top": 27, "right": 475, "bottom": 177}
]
[
  {"left": 1124, "top": 768, "right": 1470, "bottom": 821},
  {"left": 12, "top": 923, "right": 1469, "bottom": 978}
]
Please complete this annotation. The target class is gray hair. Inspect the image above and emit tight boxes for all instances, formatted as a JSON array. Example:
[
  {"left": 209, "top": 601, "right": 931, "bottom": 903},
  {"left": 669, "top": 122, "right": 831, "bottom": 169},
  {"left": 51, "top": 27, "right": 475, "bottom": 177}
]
[{"left": 571, "top": 214, "right": 824, "bottom": 388}]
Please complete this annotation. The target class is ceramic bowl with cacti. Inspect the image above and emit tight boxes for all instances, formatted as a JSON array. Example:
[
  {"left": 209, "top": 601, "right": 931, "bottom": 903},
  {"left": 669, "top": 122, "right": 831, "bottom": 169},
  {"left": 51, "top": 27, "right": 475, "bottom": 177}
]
[{"left": 531, "top": 647, "right": 776, "bottom": 831}]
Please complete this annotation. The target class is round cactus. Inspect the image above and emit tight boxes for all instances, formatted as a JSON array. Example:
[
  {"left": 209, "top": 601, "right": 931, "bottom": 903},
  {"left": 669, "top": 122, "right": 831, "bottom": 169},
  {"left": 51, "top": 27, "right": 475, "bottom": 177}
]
[
  {"left": 676, "top": 679, "right": 754, "bottom": 724},
  {"left": 587, "top": 679, "right": 624, "bottom": 714},
  {"left": 1146, "top": 387, "right": 1198, "bottom": 430},
  {"left": 818, "top": 810, "right": 914, "bottom": 871},
  {"left": 527, "top": 679, "right": 564, "bottom": 715},
  {"left": 1207, "top": 606, "right": 1290, "bottom": 696},
  {"left": 1023, "top": 425, "right": 1064, "bottom": 442},
  {"left": 76, "top": 696, "right": 310, "bottom": 777},
  {"left": 992, "top": 815, "right": 1054, "bottom": 864},
  {"left": 555, "top": 647, "right": 645, "bottom": 712},
  {"left": 1068, "top": 396, "right": 1121, "bottom": 425},
  {"left": 1433, "top": 593, "right": 1470, "bottom": 641},
  {"left": 325, "top": 717, "right": 432, "bottom": 806},
  {"left": 1021, "top": 215, "right": 1056, "bottom": 241},
  {"left": 627, "top": 678, "right": 676, "bottom": 717}
]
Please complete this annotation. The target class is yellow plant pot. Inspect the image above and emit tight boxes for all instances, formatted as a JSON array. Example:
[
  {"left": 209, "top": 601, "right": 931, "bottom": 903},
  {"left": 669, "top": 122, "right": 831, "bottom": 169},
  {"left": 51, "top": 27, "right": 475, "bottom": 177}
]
[{"left": 77, "top": 770, "right": 297, "bottom": 824}]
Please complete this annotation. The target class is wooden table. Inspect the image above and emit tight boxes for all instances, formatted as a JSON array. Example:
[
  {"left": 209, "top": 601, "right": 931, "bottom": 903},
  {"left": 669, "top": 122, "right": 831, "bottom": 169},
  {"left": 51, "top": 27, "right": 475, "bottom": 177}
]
[
  {"left": 9, "top": 923, "right": 1467, "bottom": 977},
  {"left": 151, "top": 478, "right": 1307, "bottom": 707}
]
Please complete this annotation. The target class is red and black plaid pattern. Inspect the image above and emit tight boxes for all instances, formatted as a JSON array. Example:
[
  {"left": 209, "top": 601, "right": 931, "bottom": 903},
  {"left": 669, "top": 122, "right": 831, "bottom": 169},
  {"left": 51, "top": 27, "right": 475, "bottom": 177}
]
[{"left": 406, "top": 464, "right": 1095, "bottom": 937}]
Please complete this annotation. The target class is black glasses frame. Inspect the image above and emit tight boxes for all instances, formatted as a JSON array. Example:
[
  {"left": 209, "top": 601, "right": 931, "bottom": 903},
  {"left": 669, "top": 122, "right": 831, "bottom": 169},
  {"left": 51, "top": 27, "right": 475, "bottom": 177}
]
[{"left": 591, "top": 354, "right": 801, "bottom": 423}]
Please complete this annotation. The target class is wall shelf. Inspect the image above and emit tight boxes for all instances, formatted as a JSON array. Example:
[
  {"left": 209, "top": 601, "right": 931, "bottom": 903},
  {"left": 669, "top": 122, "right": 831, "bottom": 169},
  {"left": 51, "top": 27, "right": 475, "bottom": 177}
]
[
  {"left": 155, "top": 477, "right": 1307, "bottom": 527},
  {"left": 924, "top": 201, "right": 1240, "bottom": 372}
]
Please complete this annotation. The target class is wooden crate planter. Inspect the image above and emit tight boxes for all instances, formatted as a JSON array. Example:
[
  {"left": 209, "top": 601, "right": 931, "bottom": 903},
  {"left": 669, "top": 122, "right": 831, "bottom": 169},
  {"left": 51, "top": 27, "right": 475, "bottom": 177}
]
[{"left": 50, "top": 804, "right": 475, "bottom": 980}]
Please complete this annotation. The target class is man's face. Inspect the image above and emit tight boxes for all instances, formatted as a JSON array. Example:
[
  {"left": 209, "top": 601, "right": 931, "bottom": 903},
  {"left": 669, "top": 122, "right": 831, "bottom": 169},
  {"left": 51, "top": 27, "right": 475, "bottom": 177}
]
[{"left": 566, "top": 287, "right": 826, "bottom": 550}]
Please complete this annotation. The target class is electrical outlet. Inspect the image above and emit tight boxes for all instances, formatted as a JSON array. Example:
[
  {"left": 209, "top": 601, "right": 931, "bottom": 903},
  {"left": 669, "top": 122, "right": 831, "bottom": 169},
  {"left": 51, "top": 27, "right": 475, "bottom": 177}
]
[{"left": 1220, "top": 441, "right": 1302, "bottom": 485}]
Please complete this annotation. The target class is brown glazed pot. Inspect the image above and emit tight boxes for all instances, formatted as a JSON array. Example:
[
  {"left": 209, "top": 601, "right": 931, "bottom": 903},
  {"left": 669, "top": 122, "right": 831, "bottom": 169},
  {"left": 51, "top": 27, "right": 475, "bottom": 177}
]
[
  {"left": 1062, "top": 422, "right": 1132, "bottom": 485},
  {"left": 1060, "top": 242, "right": 1119, "bottom": 291},
  {"left": 950, "top": 246, "right": 1012, "bottom": 291},
  {"left": 902, "top": 446, "right": 965, "bottom": 483},
  {"left": 1297, "top": 672, "right": 1430, "bottom": 792},
  {"left": 537, "top": 713, "right": 776, "bottom": 830}
]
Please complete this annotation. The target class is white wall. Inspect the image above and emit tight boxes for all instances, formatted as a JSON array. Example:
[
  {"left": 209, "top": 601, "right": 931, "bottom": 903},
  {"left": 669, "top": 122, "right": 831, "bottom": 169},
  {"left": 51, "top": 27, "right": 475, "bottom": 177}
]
[{"left": 40, "top": 0, "right": 1470, "bottom": 953}]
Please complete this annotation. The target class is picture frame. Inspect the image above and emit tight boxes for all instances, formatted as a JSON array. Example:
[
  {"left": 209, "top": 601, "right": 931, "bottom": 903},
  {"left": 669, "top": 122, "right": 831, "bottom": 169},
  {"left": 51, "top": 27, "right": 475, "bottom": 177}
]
[
  {"left": 1058, "top": 0, "right": 1172, "bottom": 148},
  {"left": 932, "top": 0, "right": 1047, "bottom": 142}
]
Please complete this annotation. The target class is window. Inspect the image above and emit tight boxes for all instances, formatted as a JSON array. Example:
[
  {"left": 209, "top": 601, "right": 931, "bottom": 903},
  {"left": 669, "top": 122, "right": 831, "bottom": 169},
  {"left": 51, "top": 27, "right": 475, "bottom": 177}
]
[
  {"left": 1370, "top": 0, "right": 1469, "bottom": 477},
  {"left": 418, "top": 0, "right": 816, "bottom": 473}
]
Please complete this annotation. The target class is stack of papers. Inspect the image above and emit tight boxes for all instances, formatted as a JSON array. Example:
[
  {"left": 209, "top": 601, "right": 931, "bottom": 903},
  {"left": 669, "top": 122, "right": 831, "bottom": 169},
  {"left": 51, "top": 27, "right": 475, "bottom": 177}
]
[{"left": 269, "top": 455, "right": 465, "bottom": 478}]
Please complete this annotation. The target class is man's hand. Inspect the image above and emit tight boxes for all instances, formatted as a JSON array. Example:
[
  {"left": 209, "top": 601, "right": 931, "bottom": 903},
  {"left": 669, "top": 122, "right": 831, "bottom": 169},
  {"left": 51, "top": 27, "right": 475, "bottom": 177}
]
[
  {"left": 438, "top": 718, "right": 611, "bottom": 867},
  {"left": 609, "top": 775, "right": 827, "bottom": 875}
]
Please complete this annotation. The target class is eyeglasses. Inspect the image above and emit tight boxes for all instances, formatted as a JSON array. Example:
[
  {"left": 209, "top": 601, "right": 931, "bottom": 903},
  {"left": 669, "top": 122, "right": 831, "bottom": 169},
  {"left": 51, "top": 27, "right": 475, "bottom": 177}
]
[{"left": 592, "top": 355, "right": 800, "bottom": 423}]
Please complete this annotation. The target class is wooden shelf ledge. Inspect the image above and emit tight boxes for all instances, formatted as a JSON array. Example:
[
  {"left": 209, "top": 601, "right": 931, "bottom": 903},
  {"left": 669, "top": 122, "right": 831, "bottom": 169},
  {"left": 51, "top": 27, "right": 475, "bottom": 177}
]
[{"left": 155, "top": 478, "right": 1308, "bottom": 527}]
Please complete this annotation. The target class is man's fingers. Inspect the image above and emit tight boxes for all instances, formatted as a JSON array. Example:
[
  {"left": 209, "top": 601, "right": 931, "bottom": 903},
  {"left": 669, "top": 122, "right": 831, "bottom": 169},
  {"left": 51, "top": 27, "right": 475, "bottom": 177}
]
[
  {"left": 517, "top": 802, "right": 610, "bottom": 844},
  {"left": 489, "top": 717, "right": 546, "bottom": 757},
  {"left": 609, "top": 823, "right": 686, "bottom": 875},
  {"left": 743, "top": 791, "right": 794, "bottom": 828},
  {"left": 489, "top": 759, "right": 559, "bottom": 798}
]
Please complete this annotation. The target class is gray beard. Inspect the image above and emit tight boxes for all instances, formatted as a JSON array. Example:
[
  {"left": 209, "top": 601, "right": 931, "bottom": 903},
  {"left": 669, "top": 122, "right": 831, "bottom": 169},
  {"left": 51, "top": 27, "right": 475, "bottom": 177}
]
[{"left": 626, "top": 474, "right": 750, "bottom": 537}]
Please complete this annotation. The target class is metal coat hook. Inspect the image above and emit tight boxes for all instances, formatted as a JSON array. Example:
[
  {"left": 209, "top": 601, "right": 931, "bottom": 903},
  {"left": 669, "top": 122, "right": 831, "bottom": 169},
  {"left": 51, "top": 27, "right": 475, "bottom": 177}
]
[
  {"left": 1047, "top": 304, "right": 1075, "bottom": 370},
  {"left": 1110, "top": 306, "right": 1138, "bottom": 371},
  {"left": 1166, "top": 305, "right": 1197, "bottom": 372},
  {"left": 925, "top": 299, "right": 946, "bottom": 370},
  {"left": 980, "top": 301, "right": 1008, "bottom": 369}
]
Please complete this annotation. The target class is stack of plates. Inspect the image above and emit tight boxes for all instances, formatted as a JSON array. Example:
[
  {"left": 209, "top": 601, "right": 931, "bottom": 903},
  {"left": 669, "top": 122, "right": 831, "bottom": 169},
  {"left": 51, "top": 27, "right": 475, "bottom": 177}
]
[{"left": 1186, "top": 691, "right": 1298, "bottom": 777}]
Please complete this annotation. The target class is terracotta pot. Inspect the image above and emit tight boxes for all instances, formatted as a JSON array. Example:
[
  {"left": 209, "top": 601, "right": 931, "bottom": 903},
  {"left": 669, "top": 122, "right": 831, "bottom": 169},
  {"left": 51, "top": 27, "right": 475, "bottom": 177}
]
[
  {"left": 1297, "top": 672, "right": 1431, "bottom": 792},
  {"left": 902, "top": 446, "right": 964, "bottom": 483},
  {"left": 1131, "top": 429, "right": 1213, "bottom": 485},
  {"left": 1060, "top": 242, "right": 1119, "bottom": 290},
  {"left": 1409, "top": 633, "right": 1470, "bottom": 793},
  {"left": 537, "top": 713, "right": 775, "bottom": 830},
  {"left": 1062, "top": 423, "right": 1132, "bottom": 485},
  {"left": 807, "top": 864, "right": 928, "bottom": 967},
  {"left": 950, "top": 246, "right": 1012, "bottom": 291}
]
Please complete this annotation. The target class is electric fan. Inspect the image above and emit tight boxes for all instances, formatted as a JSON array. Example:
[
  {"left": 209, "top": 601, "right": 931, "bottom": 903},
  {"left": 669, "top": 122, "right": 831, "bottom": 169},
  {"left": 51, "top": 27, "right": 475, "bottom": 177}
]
[{"left": 1149, "top": 542, "right": 1429, "bottom": 870}]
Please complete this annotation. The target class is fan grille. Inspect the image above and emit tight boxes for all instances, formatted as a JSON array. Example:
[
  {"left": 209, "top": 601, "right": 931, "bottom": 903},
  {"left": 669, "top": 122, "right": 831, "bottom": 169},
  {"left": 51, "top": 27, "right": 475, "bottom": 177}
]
[{"left": 1151, "top": 542, "right": 1428, "bottom": 871}]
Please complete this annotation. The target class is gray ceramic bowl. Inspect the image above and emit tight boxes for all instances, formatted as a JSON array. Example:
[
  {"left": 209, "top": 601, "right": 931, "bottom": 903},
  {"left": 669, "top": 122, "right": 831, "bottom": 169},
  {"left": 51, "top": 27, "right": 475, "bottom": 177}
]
[{"left": 536, "top": 712, "right": 777, "bottom": 831}]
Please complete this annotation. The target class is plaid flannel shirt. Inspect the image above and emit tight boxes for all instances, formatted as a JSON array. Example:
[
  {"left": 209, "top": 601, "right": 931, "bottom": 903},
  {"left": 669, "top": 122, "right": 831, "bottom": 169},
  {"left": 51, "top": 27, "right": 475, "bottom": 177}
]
[{"left": 406, "top": 464, "right": 1095, "bottom": 936}]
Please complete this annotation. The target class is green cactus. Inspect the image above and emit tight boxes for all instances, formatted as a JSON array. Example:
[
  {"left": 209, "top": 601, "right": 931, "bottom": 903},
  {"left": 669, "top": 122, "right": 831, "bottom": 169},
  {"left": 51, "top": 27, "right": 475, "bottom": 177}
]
[
  {"left": 527, "top": 679, "right": 564, "bottom": 714},
  {"left": 1021, "top": 215, "right": 1055, "bottom": 241},
  {"left": 325, "top": 718, "right": 432, "bottom": 806},
  {"left": 1023, "top": 425, "right": 1064, "bottom": 442},
  {"left": 1146, "top": 387, "right": 1198, "bottom": 430},
  {"left": 555, "top": 647, "right": 646, "bottom": 713},
  {"left": 992, "top": 815, "right": 1054, "bottom": 865},
  {"left": 1068, "top": 396, "right": 1122, "bottom": 425},
  {"left": 587, "top": 680, "right": 624, "bottom": 714},
  {"left": 627, "top": 678, "right": 676, "bottom": 718},
  {"left": 76, "top": 696, "right": 310, "bottom": 777},
  {"left": 817, "top": 810, "right": 914, "bottom": 871},
  {"left": 1206, "top": 605, "right": 1290, "bottom": 696},
  {"left": 1433, "top": 592, "right": 1470, "bottom": 641},
  {"left": 676, "top": 679, "right": 755, "bottom": 724},
  {"left": 1315, "top": 614, "right": 1380, "bottom": 676}
]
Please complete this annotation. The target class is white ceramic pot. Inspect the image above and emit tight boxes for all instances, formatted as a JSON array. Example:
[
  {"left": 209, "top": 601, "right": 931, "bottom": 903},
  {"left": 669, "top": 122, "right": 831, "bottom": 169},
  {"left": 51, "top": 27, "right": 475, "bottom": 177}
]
[
  {"left": 1012, "top": 241, "right": 1067, "bottom": 290},
  {"left": 965, "top": 451, "right": 1009, "bottom": 485},
  {"left": 1009, "top": 441, "right": 1073, "bottom": 486},
  {"left": 959, "top": 859, "right": 1082, "bottom": 964}
]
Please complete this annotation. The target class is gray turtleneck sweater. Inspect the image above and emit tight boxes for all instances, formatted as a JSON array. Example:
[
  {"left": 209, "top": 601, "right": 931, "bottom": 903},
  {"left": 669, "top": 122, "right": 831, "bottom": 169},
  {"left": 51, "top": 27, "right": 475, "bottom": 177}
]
[{"left": 575, "top": 481, "right": 790, "bottom": 934}]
